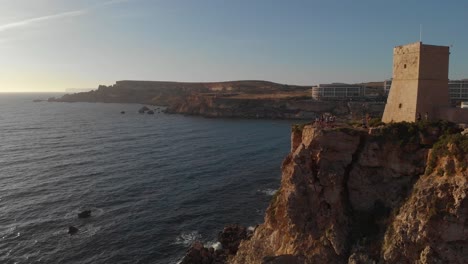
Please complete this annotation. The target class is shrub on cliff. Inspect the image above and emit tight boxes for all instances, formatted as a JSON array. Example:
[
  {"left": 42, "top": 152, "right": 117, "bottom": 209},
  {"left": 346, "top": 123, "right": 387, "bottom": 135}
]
[
  {"left": 377, "top": 120, "right": 461, "bottom": 146},
  {"left": 368, "top": 118, "right": 385, "bottom": 127},
  {"left": 426, "top": 133, "right": 468, "bottom": 175}
]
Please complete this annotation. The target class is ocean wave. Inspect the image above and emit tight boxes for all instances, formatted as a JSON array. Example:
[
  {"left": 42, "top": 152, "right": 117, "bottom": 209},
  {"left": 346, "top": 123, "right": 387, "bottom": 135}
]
[
  {"left": 173, "top": 231, "right": 202, "bottom": 246},
  {"left": 205, "top": 241, "right": 222, "bottom": 250},
  {"left": 173, "top": 239, "right": 221, "bottom": 264},
  {"left": 257, "top": 188, "right": 277, "bottom": 196}
]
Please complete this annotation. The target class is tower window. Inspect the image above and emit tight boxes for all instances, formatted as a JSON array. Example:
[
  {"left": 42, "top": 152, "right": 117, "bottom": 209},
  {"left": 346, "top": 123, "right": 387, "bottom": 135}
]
[
  {"left": 404, "top": 64, "right": 407, "bottom": 69},
  {"left": 398, "top": 103, "right": 402, "bottom": 108}
]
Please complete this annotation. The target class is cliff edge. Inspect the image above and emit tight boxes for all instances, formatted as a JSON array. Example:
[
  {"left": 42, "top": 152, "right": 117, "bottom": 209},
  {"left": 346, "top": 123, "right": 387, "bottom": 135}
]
[{"left": 230, "top": 122, "right": 467, "bottom": 264}]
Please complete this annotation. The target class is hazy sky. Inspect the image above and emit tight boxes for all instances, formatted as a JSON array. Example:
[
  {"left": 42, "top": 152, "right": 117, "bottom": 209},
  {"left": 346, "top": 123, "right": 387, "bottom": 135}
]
[{"left": 1, "top": 0, "right": 467, "bottom": 92}]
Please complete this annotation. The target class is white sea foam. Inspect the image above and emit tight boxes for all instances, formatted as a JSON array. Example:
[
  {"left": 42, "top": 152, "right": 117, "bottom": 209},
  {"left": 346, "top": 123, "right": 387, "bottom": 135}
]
[
  {"left": 173, "top": 231, "right": 202, "bottom": 246},
  {"left": 80, "top": 225, "right": 101, "bottom": 237},
  {"left": 175, "top": 256, "right": 184, "bottom": 264},
  {"left": 206, "top": 241, "right": 222, "bottom": 250},
  {"left": 247, "top": 226, "right": 255, "bottom": 231},
  {"left": 257, "top": 188, "right": 277, "bottom": 196}
]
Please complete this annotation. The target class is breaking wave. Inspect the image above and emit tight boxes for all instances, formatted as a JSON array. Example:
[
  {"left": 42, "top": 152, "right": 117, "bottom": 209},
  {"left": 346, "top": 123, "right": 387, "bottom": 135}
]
[{"left": 257, "top": 188, "right": 277, "bottom": 196}]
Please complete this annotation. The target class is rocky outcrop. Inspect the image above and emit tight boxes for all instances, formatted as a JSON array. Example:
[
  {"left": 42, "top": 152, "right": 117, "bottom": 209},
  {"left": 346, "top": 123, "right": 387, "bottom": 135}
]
[
  {"left": 382, "top": 136, "right": 468, "bottom": 263},
  {"left": 68, "top": 226, "right": 78, "bottom": 235},
  {"left": 165, "top": 95, "right": 385, "bottom": 120},
  {"left": 165, "top": 95, "right": 321, "bottom": 119},
  {"left": 78, "top": 210, "right": 91, "bottom": 218},
  {"left": 181, "top": 241, "right": 225, "bottom": 264},
  {"left": 230, "top": 122, "right": 467, "bottom": 263},
  {"left": 138, "top": 106, "right": 150, "bottom": 113},
  {"left": 181, "top": 225, "right": 252, "bottom": 264},
  {"left": 218, "top": 225, "right": 252, "bottom": 255}
]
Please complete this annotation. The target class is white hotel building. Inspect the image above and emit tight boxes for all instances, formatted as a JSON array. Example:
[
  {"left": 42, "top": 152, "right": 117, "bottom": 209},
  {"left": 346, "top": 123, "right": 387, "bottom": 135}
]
[
  {"left": 312, "top": 80, "right": 468, "bottom": 102},
  {"left": 448, "top": 80, "right": 468, "bottom": 100},
  {"left": 383, "top": 79, "right": 468, "bottom": 102},
  {"left": 311, "top": 84, "right": 364, "bottom": 100}
]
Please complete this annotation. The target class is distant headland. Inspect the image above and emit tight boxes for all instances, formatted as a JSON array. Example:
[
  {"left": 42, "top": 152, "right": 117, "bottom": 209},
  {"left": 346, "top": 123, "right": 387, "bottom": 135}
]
[{"left": 46, "top": 80, "right": 387, "bottom": 120}]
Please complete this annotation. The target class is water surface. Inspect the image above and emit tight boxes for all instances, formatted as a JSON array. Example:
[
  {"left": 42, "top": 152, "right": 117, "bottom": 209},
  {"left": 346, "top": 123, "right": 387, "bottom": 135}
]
[{"left": 0, "top": 94, "right": 295, "bottom": 263}]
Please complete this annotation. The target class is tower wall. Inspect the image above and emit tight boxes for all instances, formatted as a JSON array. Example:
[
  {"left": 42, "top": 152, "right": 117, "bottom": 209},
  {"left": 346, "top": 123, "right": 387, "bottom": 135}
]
[
  {"left": 382, "top": 42, "right": 421, "bottom": 122},
  {"left": 382, "top": 42, "right": 450, "bottom": 123},
  {"left": 416, "top": 45, "right": 450, "bottom": 120},
  {"left": 382, "top": 79, "right": 419, "bottom": 122}
]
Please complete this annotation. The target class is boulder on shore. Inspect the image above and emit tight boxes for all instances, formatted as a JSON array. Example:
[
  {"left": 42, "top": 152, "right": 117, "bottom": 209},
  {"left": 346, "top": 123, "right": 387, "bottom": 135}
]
[
  {"left": 138, "top": 106, "right": 150, "bottom": 113},
  {"left": 68, "top": 226, "right": 79, "bottom": 235},
  {"left": 180, "top": 224, "right": 253, "bottom": 264},
  {"left": 218, "top": 224, "right": 252, "bottom": 255},
  {"left": 147, "top": 110, "right": 155, "bottom": 115},
  {"left": 180, "top": 241, "right": 226, "bottom": 264},
  {"left": 78, "top": 210, "right": 91, "bottom": 218}
]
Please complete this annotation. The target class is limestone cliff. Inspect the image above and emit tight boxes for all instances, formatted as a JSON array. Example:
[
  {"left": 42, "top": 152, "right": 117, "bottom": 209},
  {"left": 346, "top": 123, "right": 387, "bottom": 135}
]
[
  {"left": 230, "top": 122, "right": 467, "bottom": 264},
  {"left": 165, "top": 94, "right": 384, "bottom": 120},
  {"left": 165, "top": 95, "right": 344, "bottom": 119}
]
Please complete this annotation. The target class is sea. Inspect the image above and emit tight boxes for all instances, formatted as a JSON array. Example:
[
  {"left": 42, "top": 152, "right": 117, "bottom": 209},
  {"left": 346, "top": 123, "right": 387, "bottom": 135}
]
[{"left": 0, "top": 93, "right": 297, "bottom": 264}]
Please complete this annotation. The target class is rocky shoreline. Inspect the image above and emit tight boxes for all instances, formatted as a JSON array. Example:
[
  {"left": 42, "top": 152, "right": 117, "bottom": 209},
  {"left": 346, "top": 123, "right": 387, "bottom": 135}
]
[
  {"left": 183, "top": 121, "right": 468, "bottom": 264},
  {"left": 180, "top": 225, "right": 253, "bottom": 264},
  {"left": 164, "top": 95, "right": 385, "bottom": 120}
]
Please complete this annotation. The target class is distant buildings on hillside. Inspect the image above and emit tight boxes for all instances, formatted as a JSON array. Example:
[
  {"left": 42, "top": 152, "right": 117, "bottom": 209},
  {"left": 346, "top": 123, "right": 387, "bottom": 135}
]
[
  {"left": 449, "top": 79, "right": 468, "bottom": 100},
  {"left": 384, "top": 79, "right": 468, "bottom": 104},
  {"left": 384, "top": 79, "right": 392, "bottom": 95},
  {"left": 312, "top": 79, "right": 468, "bottom": 103},
  {"left": 311, "top": 83, "right": 363, "bottom": 100}
]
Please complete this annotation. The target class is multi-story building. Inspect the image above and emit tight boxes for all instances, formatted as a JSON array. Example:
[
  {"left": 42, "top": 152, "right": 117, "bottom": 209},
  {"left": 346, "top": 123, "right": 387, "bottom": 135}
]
[
  {"left": 448, "top": 79, "right": 468, "bottom": 100},
  {"left": 311, "top": 83, "right": 364, "bottom": 100},
  {"left": 384, "top": 79, "right": 392, "bottom": 94},
  {"left": 313, "top": 78, "right": 468, "bottom": 103},
  {"left": 385, "top": 79, "right": 468, "bottom": 101}
]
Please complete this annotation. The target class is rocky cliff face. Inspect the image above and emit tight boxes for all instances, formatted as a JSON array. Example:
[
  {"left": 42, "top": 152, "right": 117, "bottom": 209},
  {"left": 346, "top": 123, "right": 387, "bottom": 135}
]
[
  {"left": 230, "top": 123, "right": 467, "bottom": 264},
  {"left": 165, "top": 95, "right": 335, "bottom": 119},
  {"left": 165, "top": 94, "right": 385, "bottom": 120}
]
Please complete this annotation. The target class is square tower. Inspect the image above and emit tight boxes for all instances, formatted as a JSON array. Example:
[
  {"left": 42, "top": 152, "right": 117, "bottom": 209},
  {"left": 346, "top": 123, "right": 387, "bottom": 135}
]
[{"left": 382, "top": 42, "right": 450, "bottom": 122}]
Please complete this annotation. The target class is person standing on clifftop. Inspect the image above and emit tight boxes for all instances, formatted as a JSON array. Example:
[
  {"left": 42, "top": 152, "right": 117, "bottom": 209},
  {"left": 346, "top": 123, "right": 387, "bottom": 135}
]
[{"left": 416, "top": 112, "right": 422, "bottom": 122}]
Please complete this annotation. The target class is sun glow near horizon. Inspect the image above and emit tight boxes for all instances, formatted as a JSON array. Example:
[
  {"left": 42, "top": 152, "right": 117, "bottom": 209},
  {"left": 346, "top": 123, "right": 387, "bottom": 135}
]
[{"left": 0, "top": 70, "right": 104, "bottom": 92}]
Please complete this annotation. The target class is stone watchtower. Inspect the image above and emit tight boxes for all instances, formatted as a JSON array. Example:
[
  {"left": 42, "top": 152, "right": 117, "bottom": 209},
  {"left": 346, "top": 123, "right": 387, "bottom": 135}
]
[{"left": 382, "top": 42, "right": 450, "bottom": 123}]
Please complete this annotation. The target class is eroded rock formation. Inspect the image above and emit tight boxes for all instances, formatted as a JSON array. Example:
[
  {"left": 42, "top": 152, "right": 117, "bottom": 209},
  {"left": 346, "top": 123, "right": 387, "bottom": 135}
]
[
  {"left": 181, "top": 224, "right": 253, "bottom": 264},
  {"left": 229, "top": 123, "right": 467, "bottom": 264}
]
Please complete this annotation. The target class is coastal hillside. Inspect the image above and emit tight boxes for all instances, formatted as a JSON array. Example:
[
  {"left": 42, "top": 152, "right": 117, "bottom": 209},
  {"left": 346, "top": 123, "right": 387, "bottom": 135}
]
[
  {"left": 228, "top": 122, "right": 468, "bottom": 263},
  {"left": 50, "top": 80, "right": 310, "bottom": 106},
  {"left": 165, "top": 94, "right": 385, "bottom": 120},
  {"left": 49, "top": 80, "right": 386, "bottom": 120}
]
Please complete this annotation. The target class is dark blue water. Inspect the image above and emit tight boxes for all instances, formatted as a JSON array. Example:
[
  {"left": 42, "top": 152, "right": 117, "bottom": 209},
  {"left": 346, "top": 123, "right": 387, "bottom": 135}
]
[{"left": 0, "top": 94, "right": 295, "bottom": 264}]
